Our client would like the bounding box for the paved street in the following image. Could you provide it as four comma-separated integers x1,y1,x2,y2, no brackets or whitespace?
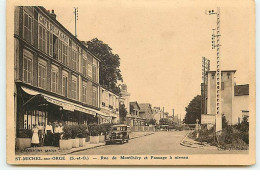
73,131,248,155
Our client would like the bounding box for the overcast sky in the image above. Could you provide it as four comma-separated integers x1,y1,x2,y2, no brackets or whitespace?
45,0,253,119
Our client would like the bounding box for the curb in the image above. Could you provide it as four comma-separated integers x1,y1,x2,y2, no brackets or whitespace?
64,132,155,154
63,143,106,155
180,131,206,148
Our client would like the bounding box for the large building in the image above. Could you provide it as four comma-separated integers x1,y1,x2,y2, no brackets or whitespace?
14,6,102,136
205,70,249,125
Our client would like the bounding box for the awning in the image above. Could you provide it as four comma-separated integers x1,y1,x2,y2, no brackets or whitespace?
98,109,118,119
97,114,112,121
21,86,97,116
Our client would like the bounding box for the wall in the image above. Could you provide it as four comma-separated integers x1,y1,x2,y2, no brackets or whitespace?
207,71,235,125
232,95,249,124
16,6,100,109
221,72,234,124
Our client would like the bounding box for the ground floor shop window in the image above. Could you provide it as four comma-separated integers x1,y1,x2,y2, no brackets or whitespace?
23,110,47,130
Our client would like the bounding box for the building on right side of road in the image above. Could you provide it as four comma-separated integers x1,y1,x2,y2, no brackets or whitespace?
206,70,249,125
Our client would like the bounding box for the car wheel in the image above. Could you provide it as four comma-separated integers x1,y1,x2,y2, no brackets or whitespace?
105,141,110,145
120,139,124,144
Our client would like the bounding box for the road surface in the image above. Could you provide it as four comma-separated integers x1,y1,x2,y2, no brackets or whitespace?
73,131,248,155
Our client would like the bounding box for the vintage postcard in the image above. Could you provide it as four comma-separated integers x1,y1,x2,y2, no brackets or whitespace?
6,0,255,165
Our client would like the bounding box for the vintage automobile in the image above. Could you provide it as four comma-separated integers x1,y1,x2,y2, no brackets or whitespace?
105,124,130,144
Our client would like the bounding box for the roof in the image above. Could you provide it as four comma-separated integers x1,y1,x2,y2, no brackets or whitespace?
139,103,152,112
130,101,140,110
234,84,249,96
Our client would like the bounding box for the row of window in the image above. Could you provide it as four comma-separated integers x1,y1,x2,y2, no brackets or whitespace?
101,89,119,109
23,10,98,83
23,49,98,107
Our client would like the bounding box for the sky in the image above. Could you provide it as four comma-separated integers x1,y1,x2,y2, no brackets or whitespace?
45,0,253,119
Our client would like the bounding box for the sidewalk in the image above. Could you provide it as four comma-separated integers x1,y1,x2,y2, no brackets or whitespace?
16,131,155,155
16,142,106,155
180,131,213,148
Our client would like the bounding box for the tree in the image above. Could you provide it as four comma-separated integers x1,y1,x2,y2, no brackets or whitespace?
236,115,249,144
86,38,123,94
145,118,156,126
119,103,127,123
183,95,201,124
159,118,170,125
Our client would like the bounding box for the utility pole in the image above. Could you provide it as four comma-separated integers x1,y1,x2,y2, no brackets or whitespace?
201,57,210,114
74,7,78,38
206,8,222,132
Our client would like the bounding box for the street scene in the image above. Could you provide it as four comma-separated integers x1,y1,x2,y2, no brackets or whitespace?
13,3,251,157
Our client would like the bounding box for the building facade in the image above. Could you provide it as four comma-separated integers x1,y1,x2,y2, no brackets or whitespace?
14,6,101,137
206,70,249,125
233,84,249,124
139,103,153,120
119,84,131,124
128,101,145,126
153,107,163,124
99,86,119,124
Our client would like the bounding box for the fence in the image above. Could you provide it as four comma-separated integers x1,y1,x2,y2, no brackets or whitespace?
130,126,155,132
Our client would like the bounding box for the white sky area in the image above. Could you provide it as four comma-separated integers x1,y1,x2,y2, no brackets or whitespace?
45,0,251,119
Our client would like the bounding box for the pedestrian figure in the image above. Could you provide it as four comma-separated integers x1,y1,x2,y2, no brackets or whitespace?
53,122,60,147
44,122,54,146
31,124,39,147
58,122,64,139
38,122,45,146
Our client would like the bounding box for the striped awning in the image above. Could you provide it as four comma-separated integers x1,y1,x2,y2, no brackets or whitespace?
21,86,97,116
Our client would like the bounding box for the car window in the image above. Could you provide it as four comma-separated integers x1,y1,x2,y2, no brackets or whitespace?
112,126,127,131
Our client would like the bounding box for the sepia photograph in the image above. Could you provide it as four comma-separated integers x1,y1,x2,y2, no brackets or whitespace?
6,0,255,165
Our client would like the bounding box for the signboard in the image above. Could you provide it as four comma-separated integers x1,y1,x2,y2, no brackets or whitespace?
201,114,215,124
38,13,69,44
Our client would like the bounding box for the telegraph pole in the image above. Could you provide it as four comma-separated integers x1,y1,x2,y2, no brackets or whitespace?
206,8,222,132
201,56,210,114
74,7,79,38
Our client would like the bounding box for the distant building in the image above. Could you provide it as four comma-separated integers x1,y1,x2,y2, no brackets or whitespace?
128,101,145,126
153,107,163,124
119,84,131,123
119,84,130,112
233,84,249,124
99,86,119,124
139,103,153,120
206,70,249,125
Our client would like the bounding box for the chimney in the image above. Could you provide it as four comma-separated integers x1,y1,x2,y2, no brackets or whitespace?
50,9,56,19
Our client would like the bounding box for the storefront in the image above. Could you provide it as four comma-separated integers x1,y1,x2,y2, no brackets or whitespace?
16,85,98,137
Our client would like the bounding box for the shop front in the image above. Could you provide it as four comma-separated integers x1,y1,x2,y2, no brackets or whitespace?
16,85,98,147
